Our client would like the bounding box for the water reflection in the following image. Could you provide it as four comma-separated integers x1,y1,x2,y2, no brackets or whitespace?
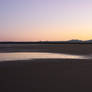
0,52,90,61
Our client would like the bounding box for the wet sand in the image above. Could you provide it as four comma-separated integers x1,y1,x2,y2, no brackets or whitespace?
0,44,92,55
0,44,92,92
0,59,92,92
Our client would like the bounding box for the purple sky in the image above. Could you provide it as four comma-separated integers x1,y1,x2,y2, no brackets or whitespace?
0,0,92,41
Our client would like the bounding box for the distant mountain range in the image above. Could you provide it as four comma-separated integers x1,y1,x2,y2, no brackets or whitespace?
0,40,92,44
67,40,92,43
66,39,92,43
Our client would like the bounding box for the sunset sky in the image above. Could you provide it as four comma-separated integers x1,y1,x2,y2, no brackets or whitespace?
0,0,92,41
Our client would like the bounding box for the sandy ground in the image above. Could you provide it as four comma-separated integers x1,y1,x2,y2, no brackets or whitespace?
0,44,92,55
0,59,92,92
0,44,92,92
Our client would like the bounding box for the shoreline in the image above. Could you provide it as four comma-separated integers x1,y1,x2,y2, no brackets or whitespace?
0,44,92,91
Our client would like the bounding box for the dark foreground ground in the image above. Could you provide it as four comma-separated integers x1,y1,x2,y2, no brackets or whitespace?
0,59,92,92
0,44,92,92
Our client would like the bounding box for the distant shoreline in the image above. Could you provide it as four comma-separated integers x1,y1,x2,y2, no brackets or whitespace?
0,40,92,44
0,42,92,44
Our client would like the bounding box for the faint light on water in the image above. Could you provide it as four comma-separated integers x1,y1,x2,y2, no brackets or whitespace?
0,52,91,61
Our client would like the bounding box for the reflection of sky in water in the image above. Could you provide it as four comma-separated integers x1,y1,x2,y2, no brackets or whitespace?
0,52,90,61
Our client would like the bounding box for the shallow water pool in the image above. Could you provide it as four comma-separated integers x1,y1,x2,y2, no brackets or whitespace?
0,52,91,61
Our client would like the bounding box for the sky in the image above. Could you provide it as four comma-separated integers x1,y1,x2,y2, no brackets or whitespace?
0,0,92,41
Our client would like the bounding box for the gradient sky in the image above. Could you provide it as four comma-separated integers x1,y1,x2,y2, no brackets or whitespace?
0,0,92,41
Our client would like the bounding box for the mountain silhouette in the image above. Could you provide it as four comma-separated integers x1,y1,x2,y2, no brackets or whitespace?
0,40,92,44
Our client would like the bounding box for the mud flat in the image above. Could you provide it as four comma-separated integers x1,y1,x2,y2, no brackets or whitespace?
0,44,92,55
0,59,92,92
